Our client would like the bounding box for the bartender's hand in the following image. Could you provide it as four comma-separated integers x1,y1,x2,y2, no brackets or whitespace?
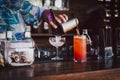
49,14,68,29
42,9,68,29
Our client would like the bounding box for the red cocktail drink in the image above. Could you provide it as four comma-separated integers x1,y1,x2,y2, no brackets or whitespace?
74,35,87,62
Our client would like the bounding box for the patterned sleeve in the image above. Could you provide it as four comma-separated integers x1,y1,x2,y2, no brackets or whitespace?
0,7,15,31
20,1,44,27
0,0,4,6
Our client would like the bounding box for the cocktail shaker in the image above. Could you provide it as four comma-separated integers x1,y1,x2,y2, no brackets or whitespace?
43,9,79,35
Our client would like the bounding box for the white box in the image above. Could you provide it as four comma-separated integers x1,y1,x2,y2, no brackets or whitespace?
6,47,34,66
7,40,35,48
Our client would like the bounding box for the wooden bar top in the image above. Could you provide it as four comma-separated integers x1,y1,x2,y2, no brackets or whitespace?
0,57,120,80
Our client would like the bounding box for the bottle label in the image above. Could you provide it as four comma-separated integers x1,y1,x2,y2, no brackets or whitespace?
44,23,49,30
0,32,6,39
7,31,12,39
25,32,31,38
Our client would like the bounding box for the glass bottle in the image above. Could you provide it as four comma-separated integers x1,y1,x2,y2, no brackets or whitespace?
82,29,92,45
42,22,49,33
82,29,92,57
24,25,31,39
6,28,13,41
54,0,62,9
44,0,51,8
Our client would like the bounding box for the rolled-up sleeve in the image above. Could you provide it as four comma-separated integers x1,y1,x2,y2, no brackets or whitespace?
20,1,44,27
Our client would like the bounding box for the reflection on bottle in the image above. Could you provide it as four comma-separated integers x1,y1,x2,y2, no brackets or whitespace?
105,58,113,69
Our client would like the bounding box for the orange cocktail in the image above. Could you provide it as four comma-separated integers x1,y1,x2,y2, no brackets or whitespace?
74,35,87,62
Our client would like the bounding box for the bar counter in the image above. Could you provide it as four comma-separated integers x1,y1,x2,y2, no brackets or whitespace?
0,57,120,80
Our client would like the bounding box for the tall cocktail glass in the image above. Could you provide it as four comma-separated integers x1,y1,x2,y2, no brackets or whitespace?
74,35,87,62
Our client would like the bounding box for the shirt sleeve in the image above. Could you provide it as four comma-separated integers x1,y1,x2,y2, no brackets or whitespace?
0,0,4,6
20,1,44,27
0,7,15,31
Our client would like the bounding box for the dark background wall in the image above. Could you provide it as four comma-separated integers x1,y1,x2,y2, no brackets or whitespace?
69,0,106,29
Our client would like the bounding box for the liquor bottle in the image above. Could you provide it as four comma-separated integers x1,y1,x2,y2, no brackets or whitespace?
32,25,38,33
42,22,49,33
0,31,6,40
54,0,62,8
82,29,92,45
82,29,92,57
24,25,31,39
6,28,13,40
49,9,79,35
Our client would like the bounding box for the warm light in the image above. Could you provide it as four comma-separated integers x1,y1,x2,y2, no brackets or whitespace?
104,19,110,22
115,9,118,12
105,25,109,29
115,0,118,2
115,4,118,7
98,0,104,1
106,12,111,17
106,9,111,13
115,14,118,17
105,0,111,2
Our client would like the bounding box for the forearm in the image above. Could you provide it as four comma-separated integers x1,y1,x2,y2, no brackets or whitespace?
20,1,45,27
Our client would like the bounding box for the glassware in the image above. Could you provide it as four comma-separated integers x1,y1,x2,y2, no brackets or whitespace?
0,31,6,40
44,0,51,8
82,29,92,58
5,40,35,66
73,35,87,62
62,0,70,10
49,36,66,60
54,0,62,10
6,28,13,41
49,0,54,9
82,29,92,45
29,0,43,7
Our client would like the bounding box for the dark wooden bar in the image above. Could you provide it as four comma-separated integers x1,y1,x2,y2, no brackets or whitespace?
0,0,120,80
0,57,120,80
